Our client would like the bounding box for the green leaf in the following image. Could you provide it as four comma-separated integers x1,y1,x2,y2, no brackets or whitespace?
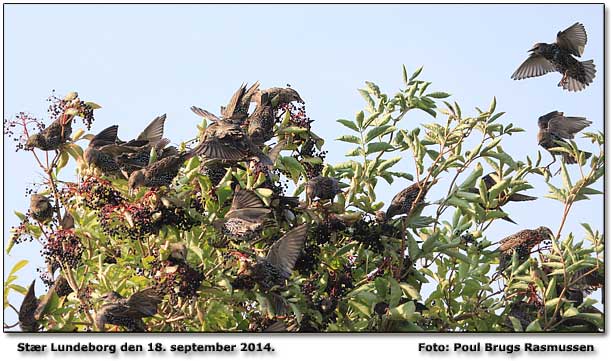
389,301,416,321
336,135,361,144
85,101,102,110
337,119,359,132
365,125,395,143
488,96,496,114
365,142,393,154
9,260,28,277
426,92,451,99
402,65,408,84
356,111,365,128
409,66,423,81
526,320,542,332
377,157,402,172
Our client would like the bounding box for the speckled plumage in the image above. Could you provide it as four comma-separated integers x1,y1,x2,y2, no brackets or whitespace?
259,87,303,107
127,151,194,193
95,288,162,332
498,226,553,271
197,119,271,165
385,181,432,219
215,190,271,239
83,125,124,176
537,111,592,164
305,176,341,203
30,194,54,223
511,22,596,91
247,95,275,145
25,117,73,151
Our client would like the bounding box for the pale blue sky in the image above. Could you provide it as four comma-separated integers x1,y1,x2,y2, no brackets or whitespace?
3,4,604,327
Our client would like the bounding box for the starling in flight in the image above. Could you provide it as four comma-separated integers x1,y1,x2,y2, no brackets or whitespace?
537,110,592,165
498,226,553,272
385,181,432,220
29,194,54,223
511,22,596,91
25,116,73,151
191,82,260,125
214,189,272,240
95,288,162,332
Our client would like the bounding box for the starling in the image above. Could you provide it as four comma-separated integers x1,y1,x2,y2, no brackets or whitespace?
19,281,39,332
34,275,74,321
167,243,187,265
29,194,54,223
127,150,197,195
247,92,275,145
246,224,309,290
305,176,341,204
191,82,260,125
95,288,162,332
25,116,73,151
511,22,596,91
259,87,303,107
83,125,124,176
214,189,272,239
196,118,271,165
385,181,432,220
537,110,592,165
498,226,553,272
467,173,537,224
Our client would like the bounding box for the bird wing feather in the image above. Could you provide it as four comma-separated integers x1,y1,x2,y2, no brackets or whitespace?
137,114,166,143
547,115,592,139
556,22,587,57
190,106,221,122
511,54,556,80
266,224,308,276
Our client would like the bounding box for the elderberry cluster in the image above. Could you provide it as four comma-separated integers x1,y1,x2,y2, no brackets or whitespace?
47,91,96,130
3,113,46,152
78,177,124,209
41,229,83,269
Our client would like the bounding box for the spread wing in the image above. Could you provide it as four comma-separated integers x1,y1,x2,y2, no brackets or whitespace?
511,54,556,80
538,110,563,130
230,189,265,210
190,106,221,122
547,115,592,139
556,22,587,57
137,114,166,143
266,224,308,277
199,137,247,161
90,125,119,147
223,83,247,118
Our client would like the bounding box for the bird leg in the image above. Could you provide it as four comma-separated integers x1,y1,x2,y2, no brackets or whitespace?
558,71,569,87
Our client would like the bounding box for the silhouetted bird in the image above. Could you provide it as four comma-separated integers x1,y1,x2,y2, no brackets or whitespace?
537,110,592,166
245,224,308,290
259,87,303,107
385,181,432,219
467,173,537,224
19,281,39,332
498,226,553,272
30,194,54,223
95,288,162,332
247,93,275,145
511,22,596,91
305,176,341,204
25,117,73,151
214,189,272,239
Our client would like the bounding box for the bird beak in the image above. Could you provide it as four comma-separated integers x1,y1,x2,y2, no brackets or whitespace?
527,46,537,53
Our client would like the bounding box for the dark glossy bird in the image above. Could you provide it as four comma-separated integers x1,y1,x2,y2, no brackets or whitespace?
511,22,596,91
259,87,303,107
467,173,537,224
498,226,553,272
25,116,73,151
385,181,432,220
214,189,272,240
127,149,198,195
247,92,275,145
83,125,124,176
537,110,592,165
305,176,341,204
245,224,308,290
29,194,54,223
95,288,162,332
19,280,39,332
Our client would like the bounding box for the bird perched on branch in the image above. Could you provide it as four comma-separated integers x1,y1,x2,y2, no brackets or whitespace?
511,22,596,91
467,173,537,224
385,181,432,220
498,226,553,273
19,281,39,332
83,125,124,176
213,189,272,240
305,176,341,205
259,87,303,108
537,110,592,166
127,148,199,195
247,92,275,145
95,288,162,332
25,116,73,151
29,194,54,223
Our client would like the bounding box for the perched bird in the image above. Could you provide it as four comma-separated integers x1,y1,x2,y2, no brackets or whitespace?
511,22,596,91
305,176,341,204
385,181,432,220
537,110,592,165
83,125,124,176
243,224,308,290
25,116,73,151
467,173,537,224
29,194,54,223
213,189,272,240
167,243,188,265
247,92,275,145
259,87,303,107
95,288,162,332
19,281,39,332
127,149,199,195
191,82,260,125
498,226,553,272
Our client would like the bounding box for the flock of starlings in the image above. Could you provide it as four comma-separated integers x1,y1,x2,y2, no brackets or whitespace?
18,22,599,332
